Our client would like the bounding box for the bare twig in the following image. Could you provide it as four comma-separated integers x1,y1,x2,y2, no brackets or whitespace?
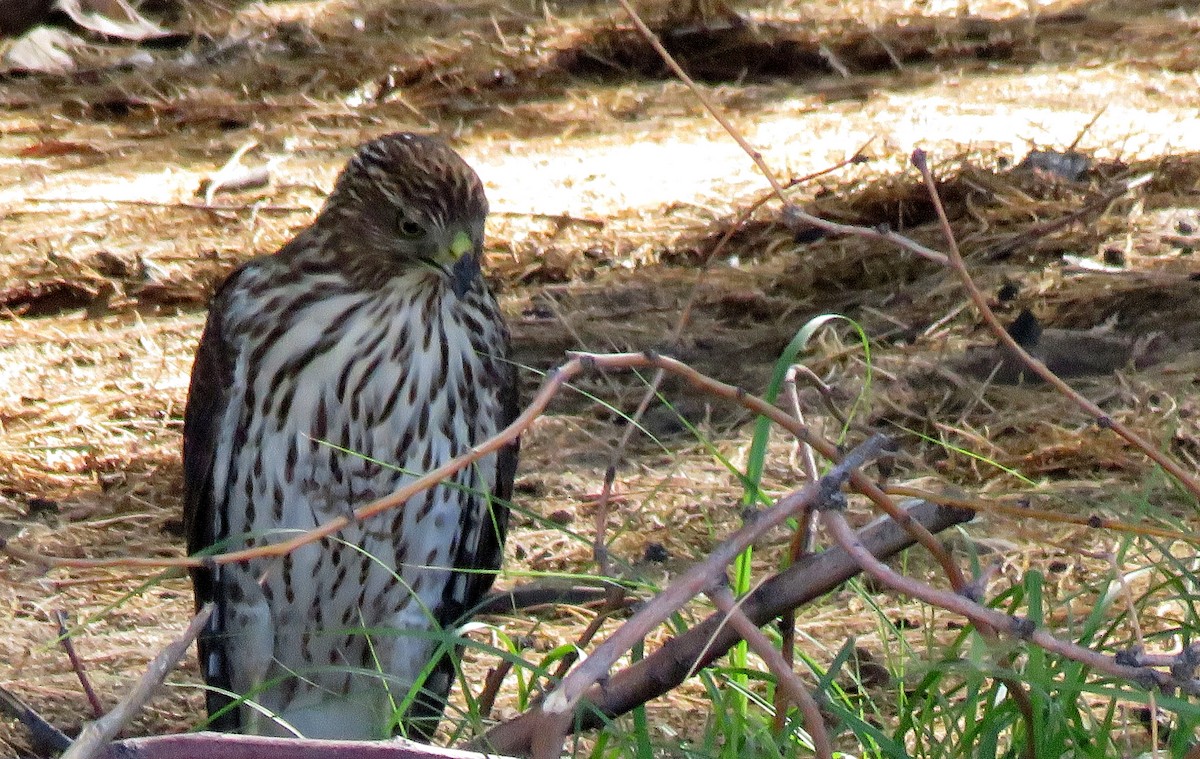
789,364,850,429
540,434,891,718
62,605,213,759
820,510,1172,689
476,661,514,724
885,485,1199,545
981,171,1147,260
591,463,617,579
1066,105,1108,152
911,149,1200,500
55,610,104,719
475,499,973,754
708,586,832,759
774,365,823,727
547,600,635,685
781,204,949,266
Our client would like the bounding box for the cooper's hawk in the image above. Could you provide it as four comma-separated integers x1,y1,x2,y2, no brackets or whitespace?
182,133,518,741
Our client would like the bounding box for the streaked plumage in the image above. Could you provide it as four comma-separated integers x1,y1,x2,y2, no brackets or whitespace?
182,133,518,741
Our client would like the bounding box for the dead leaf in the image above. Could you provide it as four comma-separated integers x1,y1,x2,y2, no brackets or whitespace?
18,139,103,157
197,165,272,203
2,26,83,73
197,140,273,205
55,0,170,41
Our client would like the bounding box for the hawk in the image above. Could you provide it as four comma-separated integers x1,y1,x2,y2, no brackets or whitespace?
182,133,518,741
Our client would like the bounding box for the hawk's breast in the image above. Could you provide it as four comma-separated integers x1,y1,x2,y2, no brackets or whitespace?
209,268,506,738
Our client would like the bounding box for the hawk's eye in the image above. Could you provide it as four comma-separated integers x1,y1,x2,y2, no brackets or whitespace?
397,215,424,239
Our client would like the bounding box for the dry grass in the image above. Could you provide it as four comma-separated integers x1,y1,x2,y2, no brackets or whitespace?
2,0,1200,755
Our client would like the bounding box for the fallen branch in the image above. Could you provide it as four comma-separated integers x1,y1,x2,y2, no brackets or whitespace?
538,434,893,719
474,498,971,754
62,605,213,759
91,733,513,759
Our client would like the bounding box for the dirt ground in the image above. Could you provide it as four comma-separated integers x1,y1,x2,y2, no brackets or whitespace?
2,0,1200,755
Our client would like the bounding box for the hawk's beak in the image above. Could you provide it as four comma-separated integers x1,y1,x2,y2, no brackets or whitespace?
447,230,482,298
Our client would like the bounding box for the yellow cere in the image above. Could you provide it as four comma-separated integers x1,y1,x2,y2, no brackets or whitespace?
449,230,472,259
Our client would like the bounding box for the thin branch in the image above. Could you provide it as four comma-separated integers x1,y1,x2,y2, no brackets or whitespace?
55,610,104,719
614,0,787,202
781,204,949,266
547,600,634,685
708,586,832,759
911,149,1200,500
62,605,213,759
820,510,1172,689
773,365,824,727
979,171,1142,259
885,485,1199,545
475,499,973,754
476,660,514,724
0,354,948,579
540,434,891,716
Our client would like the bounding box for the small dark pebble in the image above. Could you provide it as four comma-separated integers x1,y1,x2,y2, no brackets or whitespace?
513,479,541,495
1015,149,1091,182
522,303,554,320
792,225,826,244
643,542,670,563
26,497,58,516
513,634,537,650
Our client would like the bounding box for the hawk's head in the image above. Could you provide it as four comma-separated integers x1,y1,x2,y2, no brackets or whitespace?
319,132,488,296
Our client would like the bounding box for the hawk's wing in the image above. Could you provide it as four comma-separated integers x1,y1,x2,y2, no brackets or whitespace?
459,350,520,614
181,263,251,730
